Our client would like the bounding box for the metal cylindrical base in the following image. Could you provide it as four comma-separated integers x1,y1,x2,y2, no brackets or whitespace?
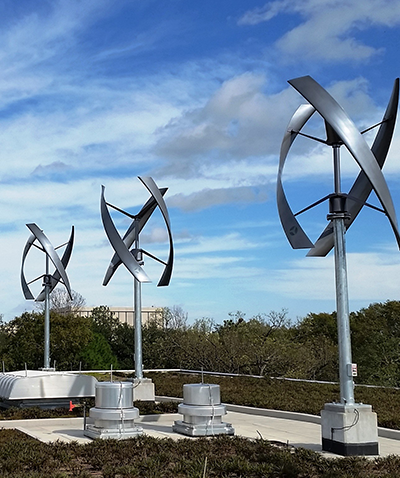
85,382,142,440
183,383,221,405
95,381,133,409
173,384,234,436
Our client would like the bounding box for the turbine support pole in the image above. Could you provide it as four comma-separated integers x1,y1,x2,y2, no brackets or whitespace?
328,144,354,405
134,222,143,380
44,254,51,370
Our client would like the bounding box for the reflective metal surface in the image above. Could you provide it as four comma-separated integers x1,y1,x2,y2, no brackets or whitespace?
95,381,133,409
102,187,168,286
139,177,174,287
308,78,399,256
101,177,173,286
21,224,74,301
21,224,74,369
277,76,400,251
101,185,150,284
277,104,316,249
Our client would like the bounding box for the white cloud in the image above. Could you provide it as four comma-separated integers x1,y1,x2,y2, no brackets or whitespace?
168,186,268,212
154,71,398,185
175,256,262,281
154,73,302,175
238,0,291,25
0,1,112,100
141,227,169,244
0,85,183,180
264,247,400,302
177,232,261,256
239,0,400,63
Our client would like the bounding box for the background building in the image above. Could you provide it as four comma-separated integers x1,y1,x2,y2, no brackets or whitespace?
78,306,164,327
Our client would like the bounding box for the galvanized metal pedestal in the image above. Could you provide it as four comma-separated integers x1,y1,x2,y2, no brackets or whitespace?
85,382,143,440
173,384,234,437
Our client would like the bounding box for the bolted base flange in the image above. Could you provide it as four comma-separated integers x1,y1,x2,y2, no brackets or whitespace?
84,423,143,440
173,419,234,437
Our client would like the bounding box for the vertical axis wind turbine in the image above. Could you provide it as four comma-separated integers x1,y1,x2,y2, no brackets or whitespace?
277,76,399,455
101,177,173,380
21,224,74,370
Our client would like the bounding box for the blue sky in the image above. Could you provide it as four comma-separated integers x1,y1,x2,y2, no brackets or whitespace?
1,0,400,324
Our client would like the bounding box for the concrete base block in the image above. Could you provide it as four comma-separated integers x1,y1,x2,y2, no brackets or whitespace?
132,378,155,401
321,402,379,456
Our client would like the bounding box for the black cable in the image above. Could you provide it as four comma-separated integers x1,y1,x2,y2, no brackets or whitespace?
331,408,360,440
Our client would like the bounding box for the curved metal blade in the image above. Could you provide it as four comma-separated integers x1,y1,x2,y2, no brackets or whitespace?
21,233,36,300
22,224,73,302
308,78,400,256
101,186,151,284
139,176,174,286
289,75,400,250
277,103,316,249
103,188,167,286
36,226,75,301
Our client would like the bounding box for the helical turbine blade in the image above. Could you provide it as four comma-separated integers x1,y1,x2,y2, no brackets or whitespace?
289,75,400,250
101,186,151,284
36,226,75,301
25,224,73,301
21,233,37,300
103,188,167,286
277,103,316,249
139,176,174,286
308,78,400,256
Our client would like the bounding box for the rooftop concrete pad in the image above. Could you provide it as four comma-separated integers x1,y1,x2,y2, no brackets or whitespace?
1,408,399,458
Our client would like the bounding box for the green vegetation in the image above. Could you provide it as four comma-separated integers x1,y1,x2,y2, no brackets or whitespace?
1,429,400,477
1,299,400,426
0,306,126,370
2,300,400,386
0,400,178,421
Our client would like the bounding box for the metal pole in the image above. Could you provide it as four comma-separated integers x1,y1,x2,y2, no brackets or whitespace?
332,215,354,404
333,143,341,194
134,221,143,380
330,144,355,405
134,279,143,379
44,255,51,369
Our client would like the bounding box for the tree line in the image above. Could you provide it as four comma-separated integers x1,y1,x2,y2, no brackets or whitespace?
1,299,400,387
